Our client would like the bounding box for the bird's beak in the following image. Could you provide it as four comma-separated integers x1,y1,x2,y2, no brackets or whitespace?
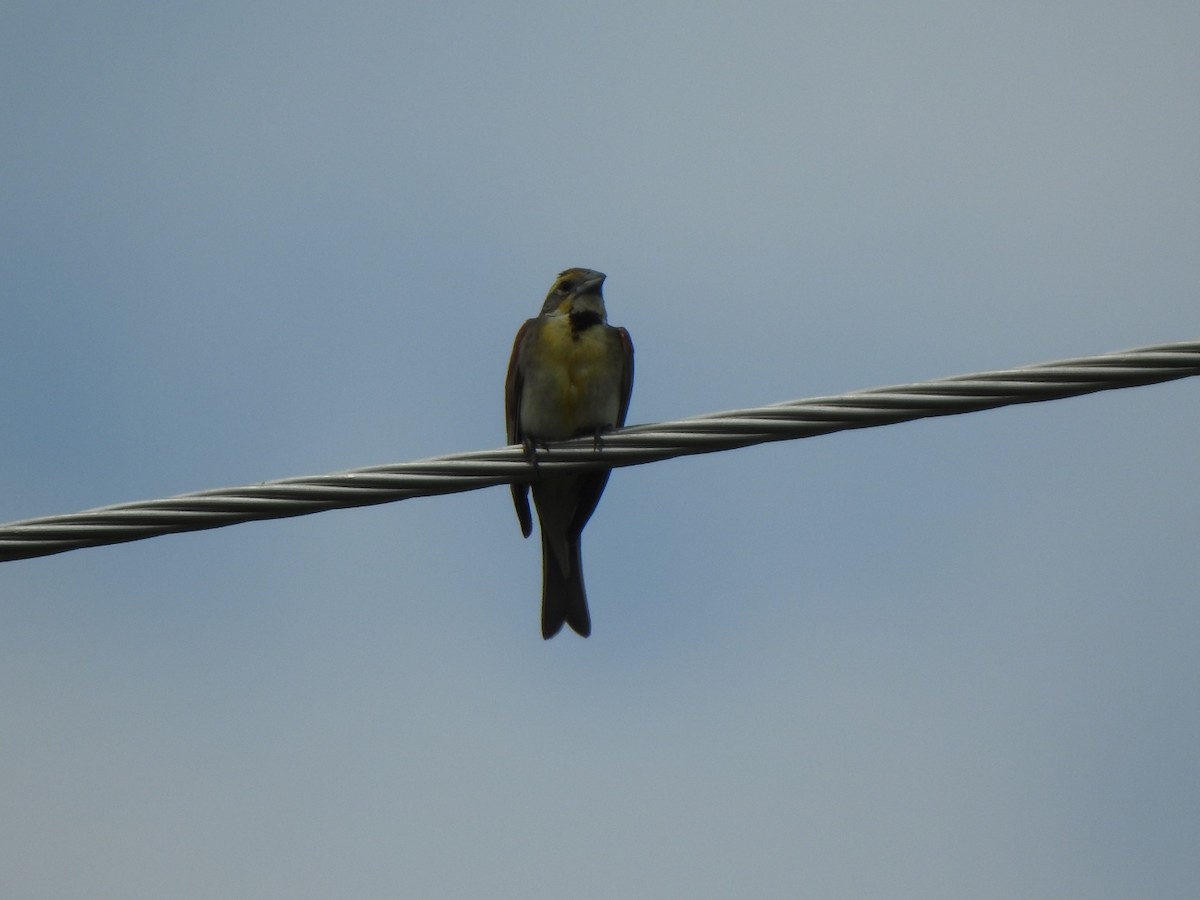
578,272,606,294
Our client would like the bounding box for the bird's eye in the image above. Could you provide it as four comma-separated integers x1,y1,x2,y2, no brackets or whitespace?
557,281,575,294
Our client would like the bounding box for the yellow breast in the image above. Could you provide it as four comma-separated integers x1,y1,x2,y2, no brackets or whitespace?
522,315,620,439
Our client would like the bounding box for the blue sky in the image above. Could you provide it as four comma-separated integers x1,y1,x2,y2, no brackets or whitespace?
2,2,1198,897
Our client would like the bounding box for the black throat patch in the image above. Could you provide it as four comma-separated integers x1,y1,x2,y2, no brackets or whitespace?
569,309,603,335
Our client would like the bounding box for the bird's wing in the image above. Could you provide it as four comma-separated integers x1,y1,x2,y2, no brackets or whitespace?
505,319,532,445
505,319,534,538
616,326,634,427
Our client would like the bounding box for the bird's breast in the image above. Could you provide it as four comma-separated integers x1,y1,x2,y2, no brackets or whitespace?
520,316,621,440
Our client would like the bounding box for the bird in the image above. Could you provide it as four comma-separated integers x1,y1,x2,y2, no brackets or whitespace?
505,268,634,638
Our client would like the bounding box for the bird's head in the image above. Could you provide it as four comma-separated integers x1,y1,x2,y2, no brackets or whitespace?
540,268,607,318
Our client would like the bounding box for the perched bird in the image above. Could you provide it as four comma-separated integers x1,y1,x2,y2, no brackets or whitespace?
505,268,634,638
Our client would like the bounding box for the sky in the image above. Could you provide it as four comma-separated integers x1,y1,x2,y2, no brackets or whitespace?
2,2,1198,897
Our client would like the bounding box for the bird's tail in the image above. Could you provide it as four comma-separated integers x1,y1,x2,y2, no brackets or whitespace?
540,531,591,639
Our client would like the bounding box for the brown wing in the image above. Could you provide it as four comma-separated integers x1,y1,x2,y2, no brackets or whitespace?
505,319,532,445
505,320,534,538
615,326,634,427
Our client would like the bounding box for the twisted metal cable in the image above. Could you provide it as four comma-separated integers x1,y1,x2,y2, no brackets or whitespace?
2,339,1197,563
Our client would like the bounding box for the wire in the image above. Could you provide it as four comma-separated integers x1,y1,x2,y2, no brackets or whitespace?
1,339,1197,563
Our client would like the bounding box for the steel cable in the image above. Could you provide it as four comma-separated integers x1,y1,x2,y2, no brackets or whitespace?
1,340,1196,562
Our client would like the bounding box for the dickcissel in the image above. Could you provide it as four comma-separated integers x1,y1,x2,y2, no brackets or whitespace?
505,268,634,638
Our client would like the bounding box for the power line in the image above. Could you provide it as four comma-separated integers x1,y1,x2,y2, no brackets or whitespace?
1,339,1197,563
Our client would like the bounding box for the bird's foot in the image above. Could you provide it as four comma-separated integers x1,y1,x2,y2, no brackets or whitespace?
590,425,615,452
522,436,550,472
